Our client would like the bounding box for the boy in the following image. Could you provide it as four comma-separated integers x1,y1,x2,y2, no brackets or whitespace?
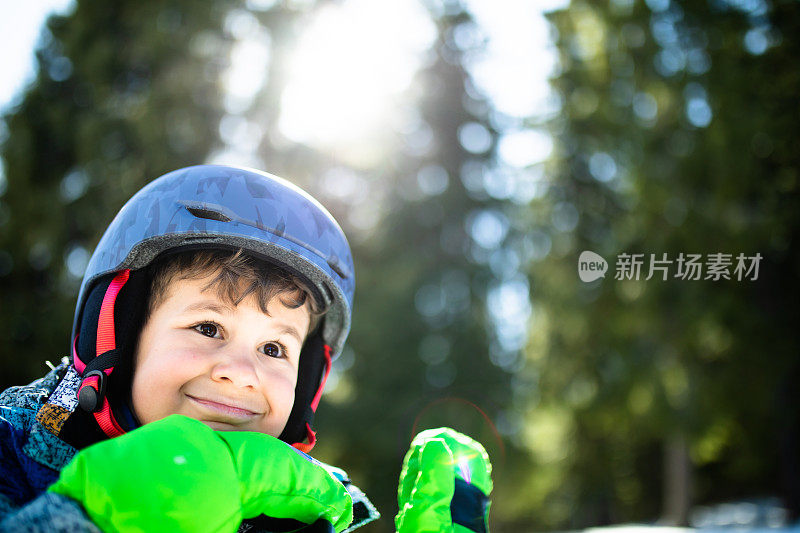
0,165,492,532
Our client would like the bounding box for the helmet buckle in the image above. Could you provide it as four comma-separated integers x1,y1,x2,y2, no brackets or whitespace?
78,370,107,413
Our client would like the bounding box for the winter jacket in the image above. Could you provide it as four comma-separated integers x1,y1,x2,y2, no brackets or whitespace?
0,360,379,532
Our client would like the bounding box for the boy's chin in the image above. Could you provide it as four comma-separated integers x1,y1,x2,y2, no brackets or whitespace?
201,419,240,431
195,418,277,436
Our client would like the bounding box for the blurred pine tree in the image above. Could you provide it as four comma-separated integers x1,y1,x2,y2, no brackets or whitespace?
0,0,236,387
520,0,800,527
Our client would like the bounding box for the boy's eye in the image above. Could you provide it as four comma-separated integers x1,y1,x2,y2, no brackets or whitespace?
260,342,285,359
194,323,220,338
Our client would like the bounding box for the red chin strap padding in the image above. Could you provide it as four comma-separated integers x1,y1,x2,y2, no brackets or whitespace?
74,270,130,439
291,344,333,453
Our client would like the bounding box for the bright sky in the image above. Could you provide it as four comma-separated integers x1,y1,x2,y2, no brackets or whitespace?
0,0,76,111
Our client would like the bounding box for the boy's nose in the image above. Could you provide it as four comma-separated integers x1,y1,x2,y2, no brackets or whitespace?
210,348,260,389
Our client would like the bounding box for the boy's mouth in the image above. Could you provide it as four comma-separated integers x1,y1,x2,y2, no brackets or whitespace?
186,394,260,418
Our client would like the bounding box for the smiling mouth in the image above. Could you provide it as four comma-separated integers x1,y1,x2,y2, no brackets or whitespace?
187,395,260,419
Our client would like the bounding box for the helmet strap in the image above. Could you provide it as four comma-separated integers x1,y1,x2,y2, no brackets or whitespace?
291,343,332,453
74,270,132,438
281,336,332,452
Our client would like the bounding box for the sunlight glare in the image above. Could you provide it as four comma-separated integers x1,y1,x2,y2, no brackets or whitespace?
465,0,566,119
278,0,435,160
222,9,271,114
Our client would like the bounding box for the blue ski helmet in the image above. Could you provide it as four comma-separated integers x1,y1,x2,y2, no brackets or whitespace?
71,165,355,450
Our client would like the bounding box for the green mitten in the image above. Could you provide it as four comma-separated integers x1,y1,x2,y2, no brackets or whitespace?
222,430,352,530
49,414,352,532
395,427,493,533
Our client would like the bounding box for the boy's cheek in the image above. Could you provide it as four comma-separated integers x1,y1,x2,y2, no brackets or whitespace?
129,364,186,424
129,376,167,425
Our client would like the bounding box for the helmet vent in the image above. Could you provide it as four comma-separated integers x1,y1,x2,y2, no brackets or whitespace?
185,206,231,223
327,257,350,279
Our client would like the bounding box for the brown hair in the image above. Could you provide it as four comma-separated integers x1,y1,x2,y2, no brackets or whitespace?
146,249,324,336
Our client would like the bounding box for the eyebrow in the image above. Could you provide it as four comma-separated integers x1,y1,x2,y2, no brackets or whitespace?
182,301,236,315
275,324,305,346
182,301,306,345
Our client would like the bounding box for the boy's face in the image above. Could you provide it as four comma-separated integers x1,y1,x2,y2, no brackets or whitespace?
131,274,310,436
